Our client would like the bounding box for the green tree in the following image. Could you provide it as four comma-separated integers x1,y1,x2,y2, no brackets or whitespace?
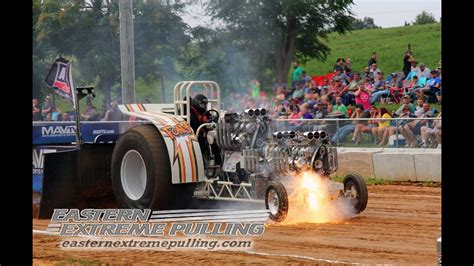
33,0,190,105
205,0,354,84
352,17,379,30
413,11,437,25
35,0,121,104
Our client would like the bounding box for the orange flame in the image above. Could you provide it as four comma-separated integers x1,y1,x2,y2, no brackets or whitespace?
281,171,353,224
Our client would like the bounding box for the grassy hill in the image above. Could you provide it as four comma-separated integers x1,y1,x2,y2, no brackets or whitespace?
302,23,441,76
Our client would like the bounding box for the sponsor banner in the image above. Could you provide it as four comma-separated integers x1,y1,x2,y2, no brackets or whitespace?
32,146,72,192
32,123,120,145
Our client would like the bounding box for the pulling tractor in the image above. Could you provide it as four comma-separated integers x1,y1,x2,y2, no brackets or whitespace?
38,81,368,222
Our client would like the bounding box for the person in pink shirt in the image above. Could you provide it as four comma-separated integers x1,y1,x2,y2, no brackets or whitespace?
354,85,371,110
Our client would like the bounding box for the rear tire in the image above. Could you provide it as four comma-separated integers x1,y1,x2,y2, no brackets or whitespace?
111,125,175,210
343,173,368,213
265,180,289,222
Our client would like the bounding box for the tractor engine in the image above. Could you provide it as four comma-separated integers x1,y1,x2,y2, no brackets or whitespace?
214,108,338,187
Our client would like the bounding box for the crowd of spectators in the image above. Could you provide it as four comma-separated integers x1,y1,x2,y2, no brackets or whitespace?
225,50,442,148
32,95,123,122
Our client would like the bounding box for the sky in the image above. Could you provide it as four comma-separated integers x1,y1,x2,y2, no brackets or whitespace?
181,0,441,28
352,0,441,28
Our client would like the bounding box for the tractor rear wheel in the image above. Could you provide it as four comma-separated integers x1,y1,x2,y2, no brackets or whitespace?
111,125,175,210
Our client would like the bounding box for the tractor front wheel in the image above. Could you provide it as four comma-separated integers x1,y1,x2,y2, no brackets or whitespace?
265,180,289,222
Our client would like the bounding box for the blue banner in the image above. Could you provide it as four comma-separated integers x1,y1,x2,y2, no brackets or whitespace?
32,122,120,145
33,122,120,191
33,146,74,192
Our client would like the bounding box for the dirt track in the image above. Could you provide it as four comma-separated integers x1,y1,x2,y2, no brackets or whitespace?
33,185,441,264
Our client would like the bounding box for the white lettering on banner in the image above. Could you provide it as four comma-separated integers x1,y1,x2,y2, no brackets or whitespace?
41,126,76,136
92,129,115,134
32,149,57,170
58,67,66,80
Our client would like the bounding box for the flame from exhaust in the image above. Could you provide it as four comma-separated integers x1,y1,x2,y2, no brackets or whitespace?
282,171,355,224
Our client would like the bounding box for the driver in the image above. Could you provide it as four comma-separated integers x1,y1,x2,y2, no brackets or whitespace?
190,94,222,166
190,94,209,133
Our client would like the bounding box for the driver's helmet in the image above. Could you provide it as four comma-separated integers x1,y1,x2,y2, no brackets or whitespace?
192,94,208,113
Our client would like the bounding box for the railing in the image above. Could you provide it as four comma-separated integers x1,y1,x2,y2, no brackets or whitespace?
33,117,441,148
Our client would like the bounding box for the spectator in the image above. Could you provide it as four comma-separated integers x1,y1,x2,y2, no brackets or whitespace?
402,51,415,78
333,58,345,72
370,72,388,105
415,97,424,112
301,71,311,84
420,112,441,148
405,61,424,81
320,95,333,113
353,105,378,145
330,103,364,144
354,84,371,111
292,82,305,104
344,57,352,74
368,52,377,67
278,107,289,119
403,75,421,101
395,95,416,116
402,102,433,147
51,107,61,121
332,96,349,118
62,112,71,121
416,70,441,103
387,73,403,103
80,103,99,121
41,95,55,120
361,67,372,82
292,61,304,87
372,107,391,145
33,98,42,121
318,78,331,96
104,101,123,121
304,80,321,99
300,103,314,119
369,63,381,79
288,104,301,119
379,104,414,146
275,86,286,101
313,101,329,119
339,72,362,106
333,68,350,85
328,77,344,104
417,63,431,79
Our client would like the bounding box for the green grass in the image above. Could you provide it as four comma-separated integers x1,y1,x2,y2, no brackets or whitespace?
302,23,441,76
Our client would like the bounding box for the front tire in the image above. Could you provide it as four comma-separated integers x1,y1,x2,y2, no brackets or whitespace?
265,180,289,222
343,173,368,213
111,125,175,209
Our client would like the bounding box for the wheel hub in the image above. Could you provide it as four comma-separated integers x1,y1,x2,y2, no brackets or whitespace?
121,150,147,200
267,188,280,215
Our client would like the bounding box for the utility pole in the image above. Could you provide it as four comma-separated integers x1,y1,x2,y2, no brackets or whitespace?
119,0,135,104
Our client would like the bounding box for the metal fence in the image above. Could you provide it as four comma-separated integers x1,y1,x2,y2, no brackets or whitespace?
33,116,441,148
